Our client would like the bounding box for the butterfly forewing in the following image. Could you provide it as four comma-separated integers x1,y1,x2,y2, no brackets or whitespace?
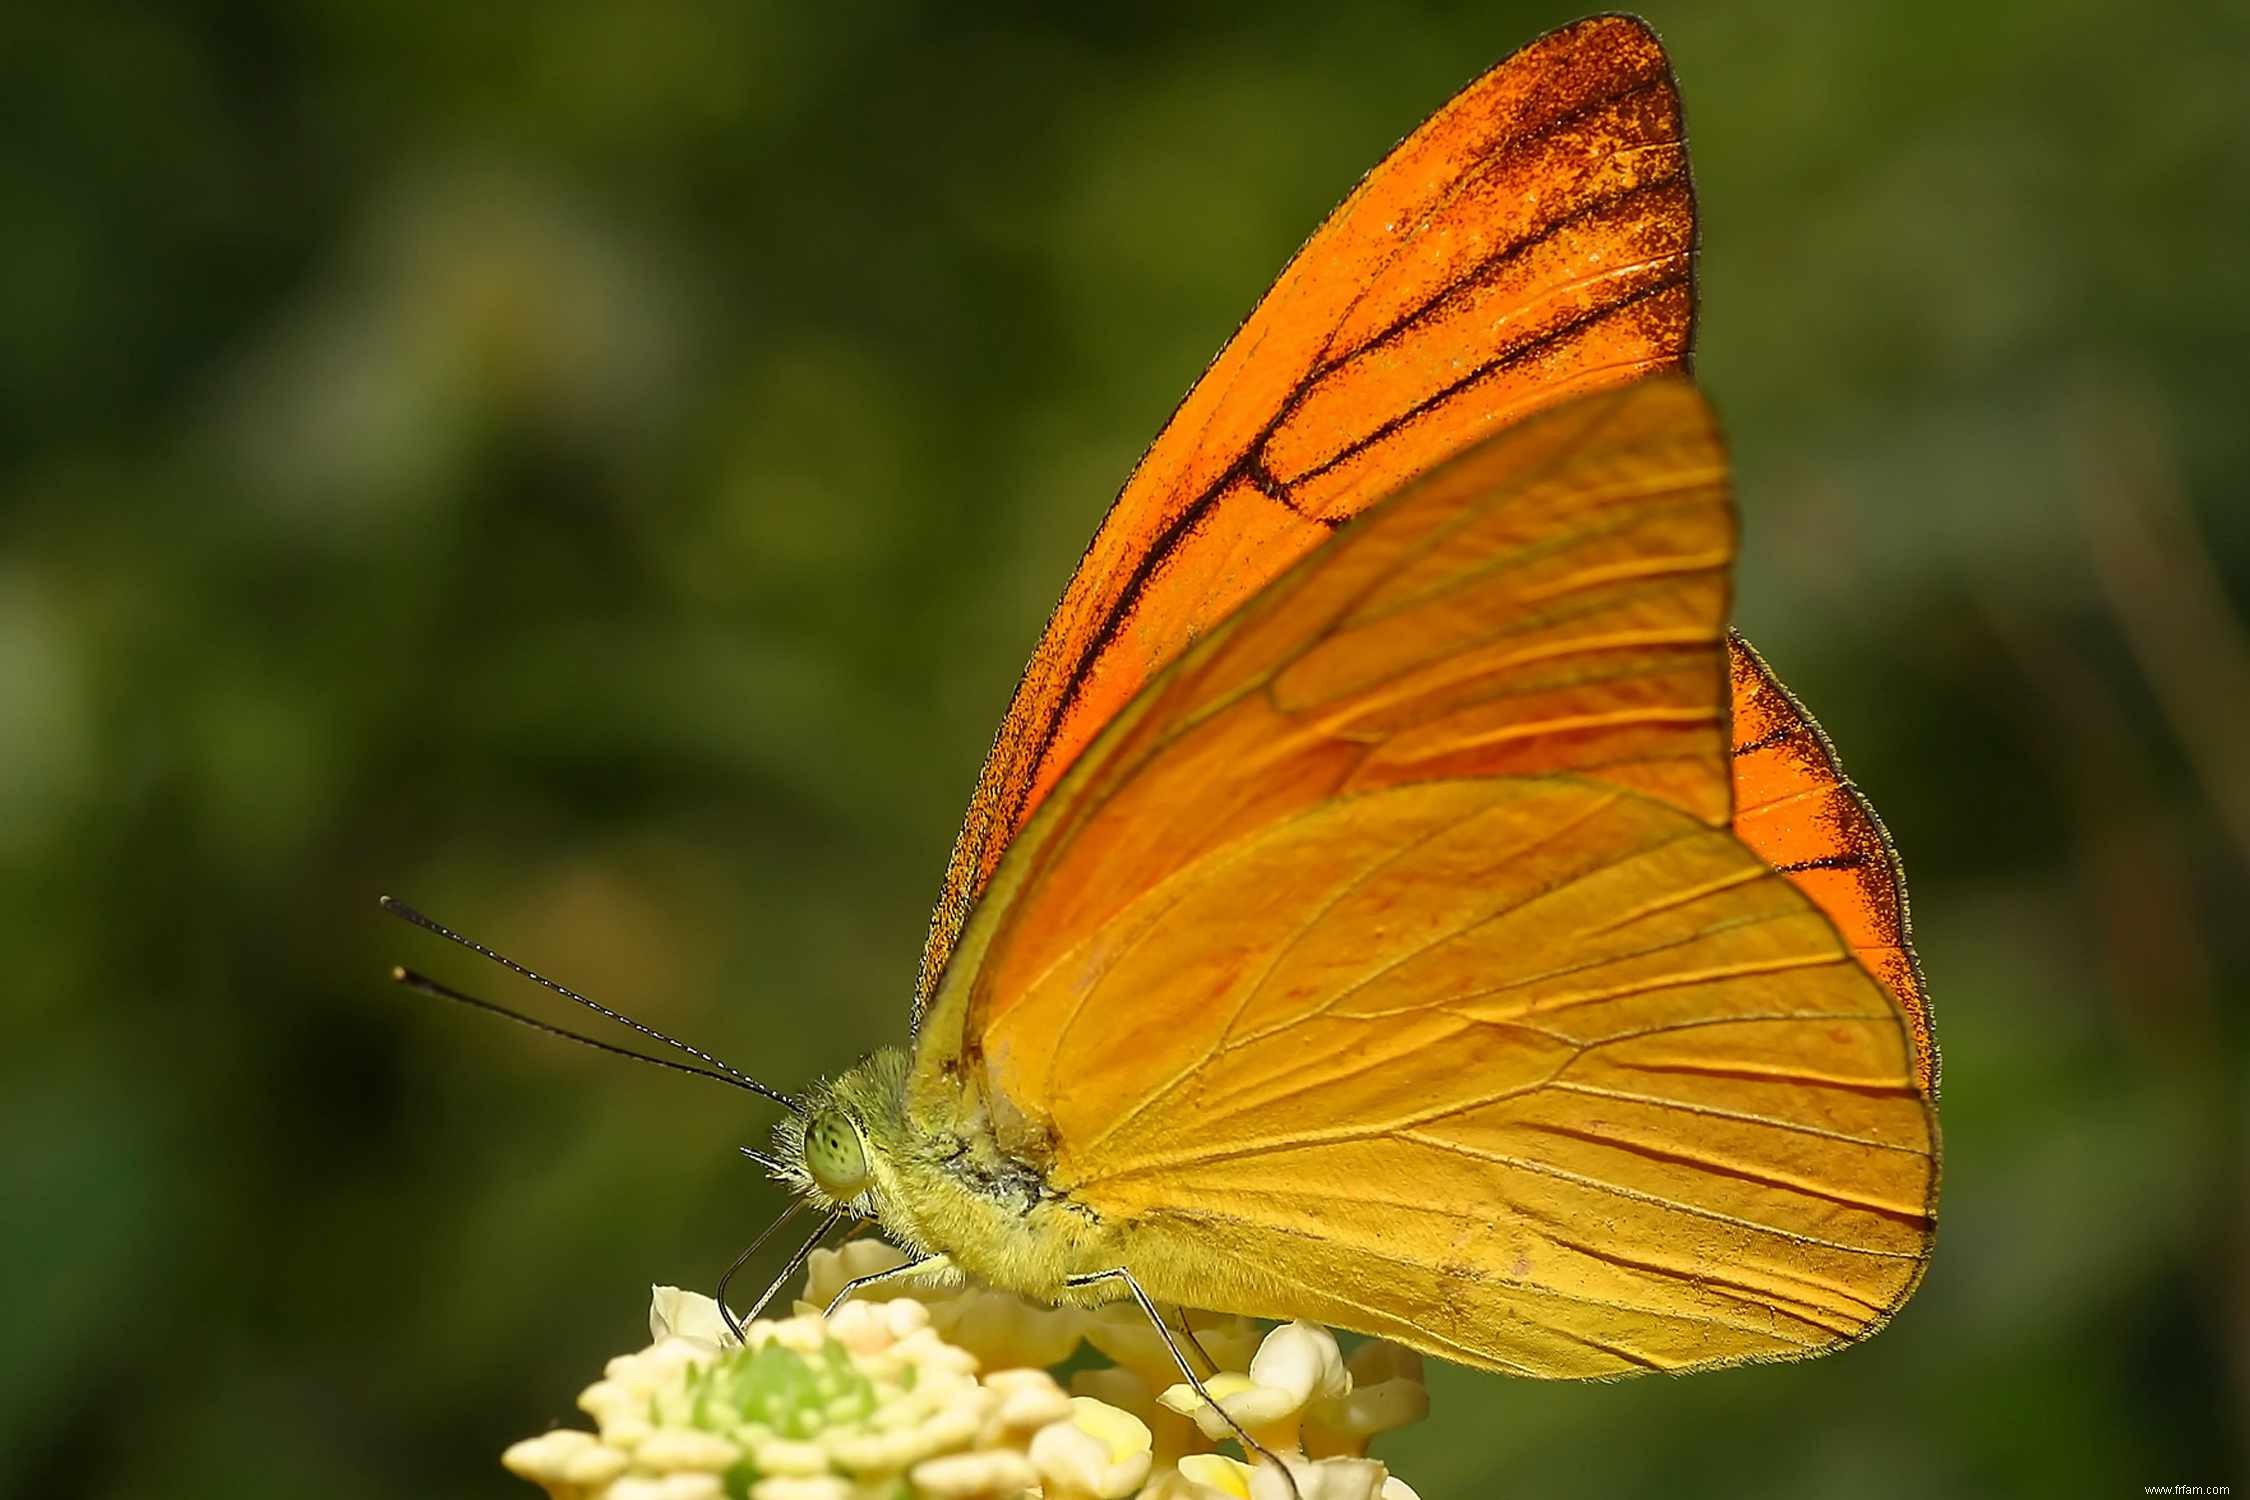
920,14,1698,1015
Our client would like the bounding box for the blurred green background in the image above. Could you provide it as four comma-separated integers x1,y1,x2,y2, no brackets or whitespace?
4,1,2245,1495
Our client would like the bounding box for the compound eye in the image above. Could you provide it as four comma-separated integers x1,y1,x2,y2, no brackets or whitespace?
804,1110,869,1198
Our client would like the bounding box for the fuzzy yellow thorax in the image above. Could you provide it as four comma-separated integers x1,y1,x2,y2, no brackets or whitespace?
769,1048,1134,1305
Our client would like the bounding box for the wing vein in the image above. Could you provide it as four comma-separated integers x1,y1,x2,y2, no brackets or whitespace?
1396,1129,1924,1260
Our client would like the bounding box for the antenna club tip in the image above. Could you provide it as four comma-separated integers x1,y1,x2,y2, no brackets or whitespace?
389,964,410,983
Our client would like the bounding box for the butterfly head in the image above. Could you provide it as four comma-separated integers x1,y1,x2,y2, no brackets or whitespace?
768,1047,913,1218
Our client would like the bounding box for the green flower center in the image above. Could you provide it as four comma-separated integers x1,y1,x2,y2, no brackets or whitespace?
663,1337,880,1441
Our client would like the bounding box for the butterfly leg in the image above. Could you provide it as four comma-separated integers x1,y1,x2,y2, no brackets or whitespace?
1169,1304,1219,1375
823,1254,955,1318
1065,1267,1301,1500
717,1206,842,1341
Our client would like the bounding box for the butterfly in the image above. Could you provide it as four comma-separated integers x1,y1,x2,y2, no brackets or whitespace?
774,10,1938,1379
394,8,1936,1425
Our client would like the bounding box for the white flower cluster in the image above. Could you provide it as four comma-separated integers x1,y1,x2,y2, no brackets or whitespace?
504,1241,1427,1500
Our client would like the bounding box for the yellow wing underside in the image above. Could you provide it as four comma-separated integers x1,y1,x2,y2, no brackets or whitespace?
913,380,1938,1378
1030,778,1930,1376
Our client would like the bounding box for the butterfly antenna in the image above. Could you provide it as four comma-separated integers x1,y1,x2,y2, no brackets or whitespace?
392,965,778,1099
380,895,799,1112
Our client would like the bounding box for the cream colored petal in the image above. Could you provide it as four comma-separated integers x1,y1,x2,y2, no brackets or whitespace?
765,1314,829,1358
1157,1372,1299,1440
1177,1452,1257,1498
635,1428,741,1473
800,1240,913,1307
500,1427,597,1484
1070,1367,1207,1469
866,1380,945,1434
633,1337,719,1386
827,1297,901,1357
1079,1303,1191,1388
1247,1457,1387,1500
559,1443,630,1488
1184,1313,1265,1375
822,1424,950,1474
1157,1372,1252,1417
1029,1408,1153,1499
1379,1477,1422,1500
648,1286,736,1349
931,1288,1086,1370
881,1296,934,1337
1245,1324,1350,1412
1343,1341,1422,1388
979,1367,1074,1444
592,1405,655,1452
901,1385,999,1455
910,1448,1042,1498
612,1474,726,1500
983,1366,1067,1400
750,1437,833,1476
896,1325,983,1380
1067,1396,1152,1462
1135,1473,1216,1500
747,1477,853,1500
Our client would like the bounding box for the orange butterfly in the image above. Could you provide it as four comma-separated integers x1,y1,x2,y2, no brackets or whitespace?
401,10,1938,1417
773,11,1934,1383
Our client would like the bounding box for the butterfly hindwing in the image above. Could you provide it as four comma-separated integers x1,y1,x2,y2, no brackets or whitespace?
911,378,1938,1376
1728,633,1937,1091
